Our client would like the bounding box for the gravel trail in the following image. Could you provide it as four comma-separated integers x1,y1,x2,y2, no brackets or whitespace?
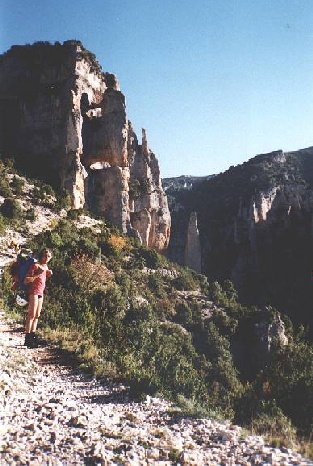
0,311,312,466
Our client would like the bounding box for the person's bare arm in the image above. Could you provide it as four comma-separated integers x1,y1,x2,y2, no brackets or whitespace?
24,266,43,284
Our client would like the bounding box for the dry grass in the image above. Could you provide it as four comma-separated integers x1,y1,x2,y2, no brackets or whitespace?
41,325,117,377
298,437,313,460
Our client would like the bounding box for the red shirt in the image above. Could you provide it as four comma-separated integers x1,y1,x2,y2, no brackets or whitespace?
27,264,48,296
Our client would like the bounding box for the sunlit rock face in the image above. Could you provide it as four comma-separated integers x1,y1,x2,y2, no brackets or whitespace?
129,128,171,251
0,41,170,251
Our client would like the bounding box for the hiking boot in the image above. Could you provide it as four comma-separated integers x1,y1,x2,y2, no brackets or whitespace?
24,333,38,348
24,333,32,347
30,332,45,347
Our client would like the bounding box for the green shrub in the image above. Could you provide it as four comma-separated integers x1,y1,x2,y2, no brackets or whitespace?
32,182,56,207
201,322,243,415
117,310,208,401
176,395,223,420
209,281,224,303
0,157,16,173
32,187,43,204
0,268,16,309
172,269,198,291
54,191,72,211
148,273,167,298
175,302,193,326
0,198,23,219
0,214,7,235
67,208,86,220
11,176,25,195
265,340,313,434
222,280,238,302
136,246,164,269
250,401,296,447
0,176,13,197
25,207,36,221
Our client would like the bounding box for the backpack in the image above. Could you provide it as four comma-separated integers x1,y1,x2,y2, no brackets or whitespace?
11,249,37,293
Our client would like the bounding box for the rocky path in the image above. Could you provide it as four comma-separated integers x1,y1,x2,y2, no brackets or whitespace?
0,312,312,465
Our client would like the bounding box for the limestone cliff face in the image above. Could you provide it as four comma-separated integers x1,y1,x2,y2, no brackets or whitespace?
0,41,170,251
165,148,313,329
184,212,201,272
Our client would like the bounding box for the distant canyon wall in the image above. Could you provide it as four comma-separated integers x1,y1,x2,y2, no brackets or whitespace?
165,150,313,328
0,41,170,251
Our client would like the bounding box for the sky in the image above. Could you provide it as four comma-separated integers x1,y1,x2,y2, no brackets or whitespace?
1,0,313,178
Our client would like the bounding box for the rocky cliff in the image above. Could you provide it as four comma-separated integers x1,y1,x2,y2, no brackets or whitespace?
164,175,213,268
165,149,313,330
0,41,170,251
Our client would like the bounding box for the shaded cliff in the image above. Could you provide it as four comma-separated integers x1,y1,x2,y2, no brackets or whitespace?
165,149,313,330
164,175,213,268
0,41,170,251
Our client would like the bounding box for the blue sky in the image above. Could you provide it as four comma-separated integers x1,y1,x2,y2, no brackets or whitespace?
1,0,313,177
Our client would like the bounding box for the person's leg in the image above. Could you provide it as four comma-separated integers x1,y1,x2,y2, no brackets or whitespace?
24,295,39,347
31,296,43,333
25,295,38,333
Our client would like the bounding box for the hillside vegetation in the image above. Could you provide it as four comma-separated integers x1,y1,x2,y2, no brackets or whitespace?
0,159,312,453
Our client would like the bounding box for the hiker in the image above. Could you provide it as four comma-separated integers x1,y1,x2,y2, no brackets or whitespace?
24,248,53,348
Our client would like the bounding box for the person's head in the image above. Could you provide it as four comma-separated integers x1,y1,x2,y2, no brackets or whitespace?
38,248,52,264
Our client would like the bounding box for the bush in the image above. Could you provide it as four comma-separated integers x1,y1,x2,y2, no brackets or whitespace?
136,246,164,269
0,214,7,235
250,401,296,447
25,207,36,221
172,269,198,291
66,208,87,220
107,234,128,253
201,322,244,416
11,176,25,195
148,273,167,298
264,340,313,434
0,157,16,173
0,198,23,219
175,302,194,326
55,191,72,211
70,254,113,292
0,176,13,197
32,182,56,207
209,281,224,303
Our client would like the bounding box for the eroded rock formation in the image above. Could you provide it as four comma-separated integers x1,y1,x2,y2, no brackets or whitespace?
184,211,201,272
0,41,170,251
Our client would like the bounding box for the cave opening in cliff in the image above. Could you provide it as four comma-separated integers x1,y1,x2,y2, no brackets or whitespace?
81,92,103,168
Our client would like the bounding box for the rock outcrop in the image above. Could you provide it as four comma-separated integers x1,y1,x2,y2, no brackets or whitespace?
255,313,289,354
0,41,170,251
184,211,201,272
